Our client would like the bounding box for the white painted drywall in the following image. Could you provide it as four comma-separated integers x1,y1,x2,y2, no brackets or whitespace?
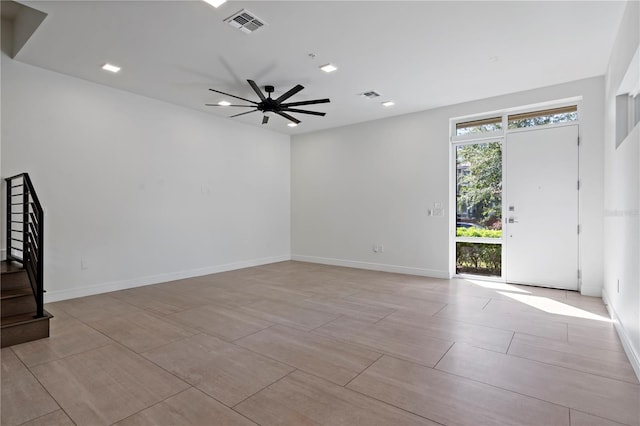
602,0,640,378
1,52,291,301
292,77,604,293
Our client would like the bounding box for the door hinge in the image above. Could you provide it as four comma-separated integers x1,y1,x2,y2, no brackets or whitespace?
577,136,580,146
578,269,582,279
577,224,581,234
577,180,581,190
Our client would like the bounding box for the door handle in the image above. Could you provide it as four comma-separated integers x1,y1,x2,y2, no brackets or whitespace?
508,217,519,223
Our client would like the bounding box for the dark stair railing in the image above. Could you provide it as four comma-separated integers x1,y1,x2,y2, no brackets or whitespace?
5,173,44,318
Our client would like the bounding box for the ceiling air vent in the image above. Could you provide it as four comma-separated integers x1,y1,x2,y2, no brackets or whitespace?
361,90,381,99
224,9,267,34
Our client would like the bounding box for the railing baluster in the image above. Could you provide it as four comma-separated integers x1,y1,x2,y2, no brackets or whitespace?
22,177,29,266
6,178,11,261
5,173,45,318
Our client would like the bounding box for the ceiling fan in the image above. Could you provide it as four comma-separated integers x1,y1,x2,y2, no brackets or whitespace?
206,79,330,125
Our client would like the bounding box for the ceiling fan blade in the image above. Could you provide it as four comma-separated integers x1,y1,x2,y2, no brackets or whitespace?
205,104,254,107
275,84,304,103
248,80,267,101
229,109,258,118
209,88,257,104
282,108,326,116
262,115,269,125
281,98,330,107
275,111,301,124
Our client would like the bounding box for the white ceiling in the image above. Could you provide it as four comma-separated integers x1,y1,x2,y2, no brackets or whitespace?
8,0,628,134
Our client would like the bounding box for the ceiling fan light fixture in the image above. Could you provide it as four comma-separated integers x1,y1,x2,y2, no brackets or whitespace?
287,123,298,127
203,0,227,8
101,63,121,73
218,100,231,106
319,63,338,73
382,101,395,107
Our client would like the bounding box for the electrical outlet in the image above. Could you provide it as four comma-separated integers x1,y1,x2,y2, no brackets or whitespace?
81,259,88,270
372,244,378,253
379,244,384,253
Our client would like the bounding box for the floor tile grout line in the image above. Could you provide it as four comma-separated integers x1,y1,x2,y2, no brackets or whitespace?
11,347,78,426
432,310,569,340
431,303,449,317
373,308,398,324
504,350,640,385
231,368,299,409
306,314,344,333
16,338,114,370
236,298,346,329
14,409,78,426
342,352,384,388
235,334,393,391
432,341,456,370
108,386,197,425
505,331,516,354
344,378,447,426
570,408,633,425
481,298,492,310
306,313,346,332
455,340,640,387
431,357,623,421
74,312,203,359
230,323,278,343
114,334,216,395
309,328,441,370
229,327,386,387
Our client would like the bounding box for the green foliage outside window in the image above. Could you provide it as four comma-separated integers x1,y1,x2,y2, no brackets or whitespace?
508,111,577,129
456,227,502,238
456,142,502,228
456,243,501,276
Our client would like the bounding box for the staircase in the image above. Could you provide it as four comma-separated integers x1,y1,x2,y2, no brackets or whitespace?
1,173,51,348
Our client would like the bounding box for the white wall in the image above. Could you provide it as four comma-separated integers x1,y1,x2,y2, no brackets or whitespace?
602,0,640,378
1,52,291,302
292,77,604,293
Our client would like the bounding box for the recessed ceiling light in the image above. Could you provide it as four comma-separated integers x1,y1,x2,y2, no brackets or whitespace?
202,0,227,8
319,63,338,73
218,100,231,106
287,123,298,127
102,63,121,73
382,101,395,107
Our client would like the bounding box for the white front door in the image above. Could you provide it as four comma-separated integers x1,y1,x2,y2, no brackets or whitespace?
505,125,579,290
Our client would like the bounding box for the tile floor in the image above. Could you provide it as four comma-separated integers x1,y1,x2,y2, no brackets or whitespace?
2,261,638,426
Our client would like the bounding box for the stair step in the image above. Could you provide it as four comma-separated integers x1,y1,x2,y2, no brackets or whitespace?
1,261,30,290
1,311,52,348
1,287,32,299
1,288,36,318
1,260,24,274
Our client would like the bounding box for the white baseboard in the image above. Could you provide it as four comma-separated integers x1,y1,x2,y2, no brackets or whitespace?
579,284,601,297
291,254,449,279
44,254,291,303
602,289,640,381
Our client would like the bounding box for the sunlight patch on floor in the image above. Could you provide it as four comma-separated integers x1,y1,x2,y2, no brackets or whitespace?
498,292,612,322
464,279,531,294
